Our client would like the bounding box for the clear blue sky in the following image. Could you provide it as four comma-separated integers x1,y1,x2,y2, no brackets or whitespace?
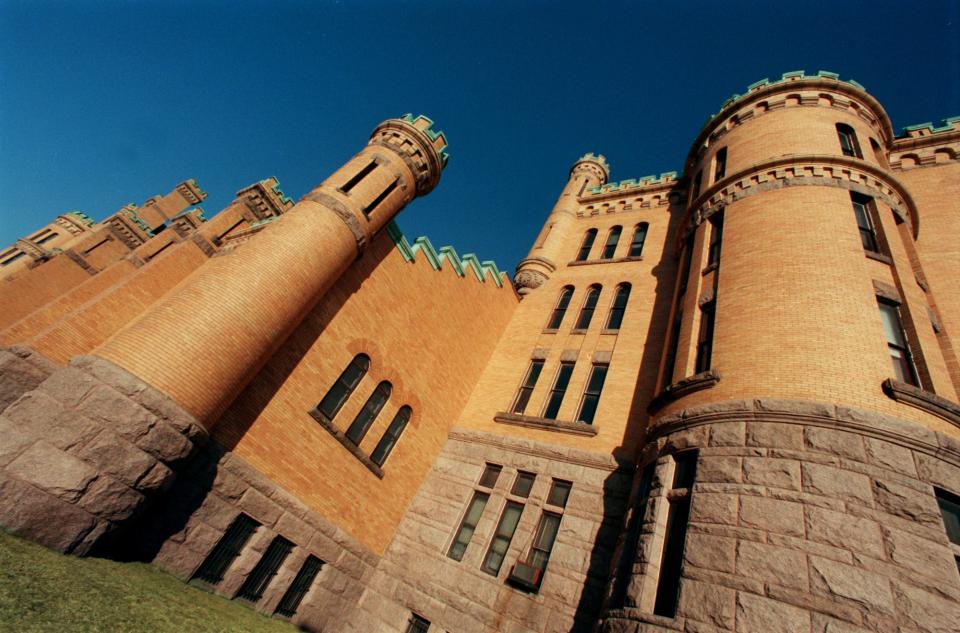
1,0,958,273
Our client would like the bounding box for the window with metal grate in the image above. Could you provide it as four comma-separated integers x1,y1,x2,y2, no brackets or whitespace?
192,514,260,585
274,555,323,617
235,536,294,602
405,613,431,633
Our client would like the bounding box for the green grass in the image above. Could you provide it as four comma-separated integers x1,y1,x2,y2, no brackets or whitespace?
0,530,299,633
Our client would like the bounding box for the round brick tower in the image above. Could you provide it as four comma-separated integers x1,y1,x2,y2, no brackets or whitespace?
602,73,960,632
95,114,448,428
514,153,609,295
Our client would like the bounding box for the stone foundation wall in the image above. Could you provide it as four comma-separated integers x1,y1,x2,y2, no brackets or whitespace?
0,349,203,555
345,428,634,633
601,399,960,633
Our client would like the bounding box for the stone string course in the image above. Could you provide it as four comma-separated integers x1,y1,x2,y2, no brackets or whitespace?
601,399,960,633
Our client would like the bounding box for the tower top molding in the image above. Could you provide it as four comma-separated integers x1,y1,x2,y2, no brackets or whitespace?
684,70,895,175
571,152,610,184
370,114,449,196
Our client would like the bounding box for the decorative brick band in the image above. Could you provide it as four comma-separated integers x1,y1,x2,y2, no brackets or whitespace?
882,379,960,429
300,191,367,257
493,411,599,437
648,369,721,413
63,249,99,275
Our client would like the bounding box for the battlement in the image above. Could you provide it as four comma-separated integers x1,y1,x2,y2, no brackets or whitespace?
62,211,95,227
399,113,450,167
386,221,508,288
584,171,678,196
897,115,960,138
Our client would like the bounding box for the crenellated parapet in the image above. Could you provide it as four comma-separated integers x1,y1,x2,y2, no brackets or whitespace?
369,114,449,196
386,221,508,288
236,177,295,221
584,171,678,196
572,152,610,184
889,116,960,170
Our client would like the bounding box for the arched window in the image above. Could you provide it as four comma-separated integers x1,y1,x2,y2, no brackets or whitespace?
370,405,411,466
713,148,727,181
606,284,631,330
836,123,862,158
345,381,392,445
575,229,597,261
317,354,370,420
602,226,622,259
574,285,602,330
547,286,574,330
629,224,648,257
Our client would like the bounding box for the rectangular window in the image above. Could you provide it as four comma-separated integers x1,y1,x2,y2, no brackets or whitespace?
35,232,59,246
695,301,716,374
525,512,561,573
448,491,490,561
512,360,545,414
707,209,724,267
878,299,919,386
546,480,572,508
339,160,377,194
543,362,575,419
851,193,880,254
192,514,260,585
1,250,27,266
936,488,960,546
837,123,863,158
713,148,727,182
653,451,698,618
677,235,695,296
478,463,502,489
405,613,431,633
608,463,656,608
511,472,536,498
662,306,683,389
274,555,323,617
235,536,295,602
363,178,399,216
482,501,524,575
576,363,608,424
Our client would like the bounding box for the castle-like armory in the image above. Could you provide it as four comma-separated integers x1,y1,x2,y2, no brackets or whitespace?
1,71,958,633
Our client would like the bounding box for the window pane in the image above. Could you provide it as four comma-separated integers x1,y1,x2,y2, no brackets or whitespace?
878,303,906,346
672,451,698,489
543,363,574,419
465,497,487,525
603,227,621,259
512,472,536,498
547,287,574,329
317,355,369,419
513,361,544,414
483,502,523,574
448,492,489,561
606,285,630,330
479,464,502,488
629,224,647,257
370,406,411,466
575,287,601,329
345,382,391,444
501,504,523,534
547,481,571,508
533,513,561,551
576,230,596,261
938,489,960,546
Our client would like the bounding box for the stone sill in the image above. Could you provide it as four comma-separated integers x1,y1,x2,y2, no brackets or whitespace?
567,255,643,267
865,250,893,265
308,409,385,478
648,369,721,412
882,378,960,428
494,412,598,436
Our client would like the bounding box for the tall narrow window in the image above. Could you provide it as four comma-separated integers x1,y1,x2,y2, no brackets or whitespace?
602,226,622,259
629,223,648,257
576,229,597,261
448,491,490,561
405,613,431,633
370,405,411,466
512,360,545,414
576,363,609,424
339,160,377,194
836,123,862,158
851,193,880,254
677,234,695,297
345,381,392,445
482,501,524,575
274,555,323,617
574,285,602,330
878,299,919,386
707,209,724,267
606,284,631,330
363,178,399,216
317,354,370,420
662,306,683,388
509,480,570,591
691,170,702,201
695,301,716,373
547,286,574,330
936,488,960,546
192,514,260,585
653,451,698,618
543,362,574,419
236,536,294,603
609,463,656,608
713,148,727,181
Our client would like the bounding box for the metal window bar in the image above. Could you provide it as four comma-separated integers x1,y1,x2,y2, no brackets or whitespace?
274,555,323,617
192,514,260,585
235,536,294,603
405,613,431,633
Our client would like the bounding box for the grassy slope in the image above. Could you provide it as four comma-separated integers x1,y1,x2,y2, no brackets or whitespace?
0,530,298,633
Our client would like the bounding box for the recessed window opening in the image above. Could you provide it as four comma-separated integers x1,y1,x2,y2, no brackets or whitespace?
339,160,378,194
695,301,716,373
691,170,703,201
878,299,920,387
707,209,724,267
851,193,881,254
274,555,323,617
448,491,490,561
608,463,656,608
602,226,622,259
405,613,431,633
606,284,631,330
543,362,575,419
482,501,524,575
576,363,608,425
1,251,26,266
547,286,574,329
512,360,545,414
235,536,294,603
478,463,503,488
317,354,370,421
935,488,960,546
713,148,727,182
575,285,602,330
192,514,260,585
576,229,597,261
345,381,392,444
363,178,399,216
629,223,648,257
511,472,536,498
35,232,59,246
370,405,411,466
836,123,863,158
546,480,572,508
653,451,698,617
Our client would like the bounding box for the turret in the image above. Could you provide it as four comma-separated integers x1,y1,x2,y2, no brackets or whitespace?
513,153,609,295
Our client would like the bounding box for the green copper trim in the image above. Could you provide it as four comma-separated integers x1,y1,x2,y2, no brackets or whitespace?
64,210,95,226
267,177,293,206
386,220,506,288
583,171,678,196
400,113,449,167
122,206,153,236
901,115,960,136
816,70,840,80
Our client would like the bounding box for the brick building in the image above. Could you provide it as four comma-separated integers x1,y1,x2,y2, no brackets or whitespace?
1,71,958,632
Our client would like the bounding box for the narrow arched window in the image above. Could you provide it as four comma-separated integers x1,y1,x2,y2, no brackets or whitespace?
602,226,622,259
370,405,411,466
629,224,648,257
606,284,631,330
547,286,574,330
317,354,370,420
575,229,597,261
836,123,862,158
574,285,602,330
345,381,392,445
